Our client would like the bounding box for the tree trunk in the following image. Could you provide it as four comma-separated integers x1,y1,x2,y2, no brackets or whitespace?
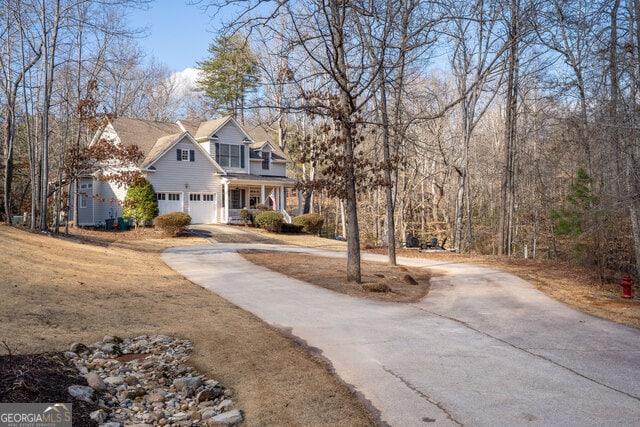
499,0,519,256
3,111,14,224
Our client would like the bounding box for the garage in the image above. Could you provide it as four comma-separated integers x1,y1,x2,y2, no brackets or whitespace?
188,193,217,224
157,192,183,215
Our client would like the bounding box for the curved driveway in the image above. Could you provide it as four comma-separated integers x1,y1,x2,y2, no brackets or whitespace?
162,233,640,426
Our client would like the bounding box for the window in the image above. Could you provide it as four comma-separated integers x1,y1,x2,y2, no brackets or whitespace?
176,149,195,162
230,189,244,209
190,194,215,202
79,182,92,208
262,150,270,170
157,193,180,201
216,143,243,168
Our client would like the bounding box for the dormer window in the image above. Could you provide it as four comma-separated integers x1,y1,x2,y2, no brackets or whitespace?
262,150,270,170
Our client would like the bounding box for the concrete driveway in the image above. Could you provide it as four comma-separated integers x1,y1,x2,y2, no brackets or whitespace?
163,231,640,426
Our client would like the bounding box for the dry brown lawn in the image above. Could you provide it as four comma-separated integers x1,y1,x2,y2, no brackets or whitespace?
0,224,377,426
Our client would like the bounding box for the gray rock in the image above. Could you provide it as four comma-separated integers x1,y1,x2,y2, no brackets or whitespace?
68,385,95,403
171,411,190,422
104,376,125,386
199,407,218,420
90,409,108,423
99,423,123,427
85,372,107,392
208,409,243,426
142,411,163,423
64,351,77,359
215,399,233,411
173,376,201,392
148,392,166,403
70,342,87,353
66,335,240,426
204,379,220,388
196,388,223,403
124,375,139,386
101,343,120,354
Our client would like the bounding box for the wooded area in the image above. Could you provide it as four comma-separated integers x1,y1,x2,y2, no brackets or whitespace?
1,0,639,281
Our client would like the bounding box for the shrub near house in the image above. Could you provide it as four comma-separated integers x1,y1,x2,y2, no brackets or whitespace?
293,214,324,235
154,212,192,237
255,211,283,232
123,179,159,227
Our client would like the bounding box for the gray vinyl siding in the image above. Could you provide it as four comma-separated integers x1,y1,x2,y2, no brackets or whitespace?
76,178,124,226
147,138,222,219
249,159,287,177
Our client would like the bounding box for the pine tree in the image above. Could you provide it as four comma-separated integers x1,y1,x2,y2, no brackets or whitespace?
196,33,260,123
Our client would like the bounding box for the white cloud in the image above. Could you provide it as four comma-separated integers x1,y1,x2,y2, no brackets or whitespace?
170,67,203,97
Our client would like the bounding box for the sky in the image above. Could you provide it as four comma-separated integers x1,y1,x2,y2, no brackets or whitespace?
126,0,220,73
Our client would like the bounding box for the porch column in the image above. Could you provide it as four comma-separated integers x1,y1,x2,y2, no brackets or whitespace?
280,186,285,212
223,181,229,223
260,185,265,204
298,190,303,216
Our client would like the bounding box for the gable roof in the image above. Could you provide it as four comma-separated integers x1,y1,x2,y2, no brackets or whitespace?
176,119,200,135
140,132,185,169
249,140,288,162
194,117,233,139
244,125,288,162
94,116,288,169
106,117,182,161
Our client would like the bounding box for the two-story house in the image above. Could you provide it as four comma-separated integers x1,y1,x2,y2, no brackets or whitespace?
75,116,295,226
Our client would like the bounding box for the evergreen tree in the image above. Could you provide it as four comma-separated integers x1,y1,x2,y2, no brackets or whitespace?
196,33,260,123
123,179,159,228
551,168,597,237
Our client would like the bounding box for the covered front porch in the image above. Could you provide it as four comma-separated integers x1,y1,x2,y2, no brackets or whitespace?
221,174,296,223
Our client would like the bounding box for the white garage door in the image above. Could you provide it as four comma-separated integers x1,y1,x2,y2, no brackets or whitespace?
189,193,217,224
157,192,183,215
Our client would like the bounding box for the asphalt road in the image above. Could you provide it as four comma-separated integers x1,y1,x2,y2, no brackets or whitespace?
162,234,640,426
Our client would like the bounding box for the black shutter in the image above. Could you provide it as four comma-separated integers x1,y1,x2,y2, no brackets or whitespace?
176,148,181,161
240,146,245,168
215,142,220,163
190,149,195,162
241,189,246,208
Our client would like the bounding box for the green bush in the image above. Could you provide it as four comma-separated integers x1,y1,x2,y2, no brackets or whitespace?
293,213,324,234
123,179,159,227
154,211,191,237
281,223,303,233
255,210,283,232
